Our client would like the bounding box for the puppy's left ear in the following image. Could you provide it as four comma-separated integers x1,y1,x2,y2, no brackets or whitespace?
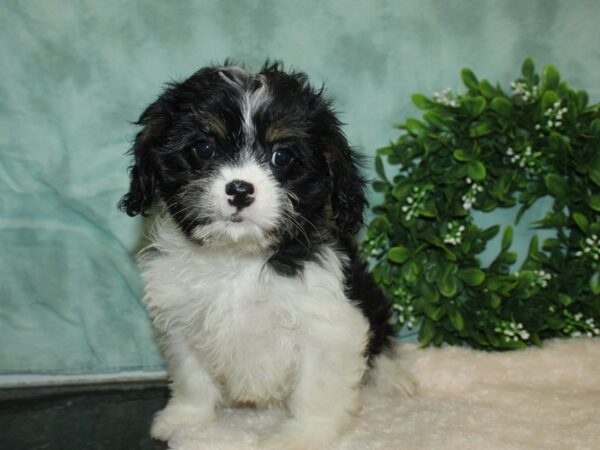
326,128,368,234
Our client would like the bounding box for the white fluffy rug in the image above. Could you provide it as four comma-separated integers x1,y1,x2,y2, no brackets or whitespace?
168,338,600,450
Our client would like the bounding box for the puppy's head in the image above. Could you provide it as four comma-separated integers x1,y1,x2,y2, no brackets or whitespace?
119,62,366,250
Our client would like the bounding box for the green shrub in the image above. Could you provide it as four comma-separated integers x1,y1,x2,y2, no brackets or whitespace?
363,59,600,350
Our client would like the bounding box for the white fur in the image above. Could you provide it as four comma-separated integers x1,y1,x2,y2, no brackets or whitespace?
140,218,371,448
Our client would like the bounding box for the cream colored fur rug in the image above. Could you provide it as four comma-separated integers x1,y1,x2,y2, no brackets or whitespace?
168,338,600,450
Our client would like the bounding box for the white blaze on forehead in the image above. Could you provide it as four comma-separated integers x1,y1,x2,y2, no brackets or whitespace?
217,66,270,146
241,74,270,145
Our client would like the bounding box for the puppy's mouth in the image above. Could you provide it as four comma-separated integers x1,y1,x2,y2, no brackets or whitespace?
230,212,244,223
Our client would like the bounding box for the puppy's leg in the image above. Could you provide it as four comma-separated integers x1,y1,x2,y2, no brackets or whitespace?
263,324,368,449
152,341,220,441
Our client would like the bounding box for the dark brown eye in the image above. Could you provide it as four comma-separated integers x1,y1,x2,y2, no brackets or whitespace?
271,149,294,168
192,141,214,159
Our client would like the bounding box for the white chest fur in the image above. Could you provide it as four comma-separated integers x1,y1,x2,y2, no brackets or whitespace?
139,221,369,404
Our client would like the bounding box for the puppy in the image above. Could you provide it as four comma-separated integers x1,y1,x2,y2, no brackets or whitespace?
119,62,413,448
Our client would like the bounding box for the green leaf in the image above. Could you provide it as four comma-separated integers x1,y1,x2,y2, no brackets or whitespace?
467,160,486,181
544,173,567,198
453,149,472,162
491,97,513,117
469,121,494,137
405,118,427,136
418,279,440,303
372,180,388,192
461,68,479,90
375,155,388,182
463,96,486,117
502,226,513,252
588,195,600,212
423,111,448,130
478,79,496,98
424,303,446,321
527,235,540,260
490,293,502,309
542,238,560,250
420,200,438,218
591,118,600,135
522,58,535,80
541,64,560,90
480,225,500,241
589,152,600,186
448,306,465,331
392,183,411,200
411,93,432,110
590,271,600,295
558,294,573,306
576,90,588,111
546,317,566,330
439,274,459,298
458,268,486,286
572,212,589,233
388,246,411,264
541,90,559,112
418,318,436,346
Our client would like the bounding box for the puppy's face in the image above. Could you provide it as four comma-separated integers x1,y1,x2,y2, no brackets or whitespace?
120,63,366,254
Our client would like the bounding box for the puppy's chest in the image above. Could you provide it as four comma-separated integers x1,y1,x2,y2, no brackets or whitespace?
175,252,301,355
181,255,300,400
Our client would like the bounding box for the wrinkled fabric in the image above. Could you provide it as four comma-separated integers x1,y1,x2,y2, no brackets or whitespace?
1,0,599,378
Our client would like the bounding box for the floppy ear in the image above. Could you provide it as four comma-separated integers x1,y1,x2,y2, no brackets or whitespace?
118,100,169,217
327,127,368,234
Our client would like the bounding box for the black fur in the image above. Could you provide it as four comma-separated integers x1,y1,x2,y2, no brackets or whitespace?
119,61,394,358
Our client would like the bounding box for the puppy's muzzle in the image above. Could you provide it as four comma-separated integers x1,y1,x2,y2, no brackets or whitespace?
226,179,255,210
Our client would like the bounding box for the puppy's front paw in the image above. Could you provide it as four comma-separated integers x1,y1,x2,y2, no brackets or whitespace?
259,420,339,450
151,401,215,441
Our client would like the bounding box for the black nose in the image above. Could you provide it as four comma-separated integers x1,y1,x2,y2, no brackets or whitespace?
225,180,255,209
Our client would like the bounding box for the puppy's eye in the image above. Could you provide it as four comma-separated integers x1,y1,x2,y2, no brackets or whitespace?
271,149,294,168
191,141,214,159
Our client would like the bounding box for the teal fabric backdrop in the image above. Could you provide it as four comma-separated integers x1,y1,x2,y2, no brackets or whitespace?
1,0,599,381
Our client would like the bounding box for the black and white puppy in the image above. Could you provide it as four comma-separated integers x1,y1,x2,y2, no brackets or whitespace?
120,62,413,448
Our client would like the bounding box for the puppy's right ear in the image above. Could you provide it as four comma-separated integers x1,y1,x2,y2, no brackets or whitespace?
118,99,169,217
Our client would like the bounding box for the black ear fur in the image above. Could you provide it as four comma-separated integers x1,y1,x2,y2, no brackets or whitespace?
327,129,368,235
118,100,169,217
